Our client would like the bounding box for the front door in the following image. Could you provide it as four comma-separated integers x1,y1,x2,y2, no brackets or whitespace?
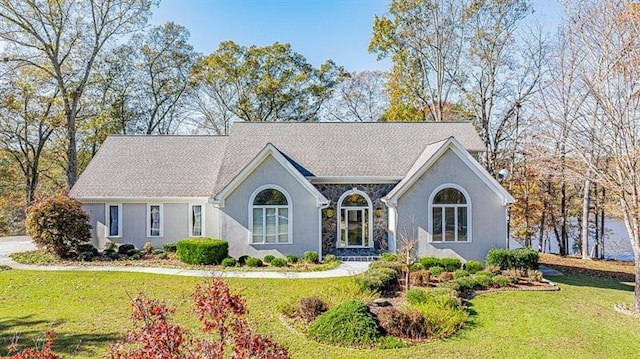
343,208,368,247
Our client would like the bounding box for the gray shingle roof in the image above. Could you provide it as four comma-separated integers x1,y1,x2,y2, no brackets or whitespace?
69,135,228,198
70,122,485,198
213,122,484,193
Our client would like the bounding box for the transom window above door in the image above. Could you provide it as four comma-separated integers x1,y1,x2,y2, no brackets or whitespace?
250,186,291,244
337,189,373,248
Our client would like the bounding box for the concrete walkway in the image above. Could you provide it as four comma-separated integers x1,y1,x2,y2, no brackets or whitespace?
0,236,369,279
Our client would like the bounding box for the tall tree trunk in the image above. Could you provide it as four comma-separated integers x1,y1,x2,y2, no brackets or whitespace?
581,178,591,260
561,182,568,256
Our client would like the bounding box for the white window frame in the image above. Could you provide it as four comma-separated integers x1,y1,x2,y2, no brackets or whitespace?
146,203,164,238
248,184,293,244
189,203,205,237
337,188,374,248
104,203,122,238
428,184,472,243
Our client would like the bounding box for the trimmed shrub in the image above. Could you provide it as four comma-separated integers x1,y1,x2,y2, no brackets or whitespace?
286,254,298,264
474,274,492,289
163,242,177,253
441,258,462,272
104,248,116,256
108,252,120,260
176,238,228,265
355,267,397,293
406,288,428,305
464,260,484,274
263,255,276,264
453,269,470,279
221,257,237,267
453,276,478,292
429,266,445,277
409,270,431,287
118,244,135,255
238,255,250,265
245,257,263,267
438,271,453,282
308,300,383,346
492,275,511,287
376,307,427,339
271,257,287,267
419,257,442,269
485,248,539,270
25,194,92,258
297,296,327,323
323,254,337,262
304,251,319,264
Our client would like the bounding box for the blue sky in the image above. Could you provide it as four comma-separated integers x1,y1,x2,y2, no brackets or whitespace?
150,0,563,72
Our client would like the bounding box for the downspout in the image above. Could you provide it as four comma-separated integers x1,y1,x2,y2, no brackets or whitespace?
318,201,330,260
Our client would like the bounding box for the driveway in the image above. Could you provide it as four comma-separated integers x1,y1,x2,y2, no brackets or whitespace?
0,236,369,278
0,236,36,263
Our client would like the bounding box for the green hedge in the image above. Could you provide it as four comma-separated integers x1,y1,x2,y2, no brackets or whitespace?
419,257,462,272
485,248,539,270
176,238,228,265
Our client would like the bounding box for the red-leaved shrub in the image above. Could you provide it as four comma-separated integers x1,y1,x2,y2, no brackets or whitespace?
107,278,289,359
6,330,60,359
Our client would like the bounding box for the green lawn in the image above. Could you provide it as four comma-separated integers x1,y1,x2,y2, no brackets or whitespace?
1,270,639,358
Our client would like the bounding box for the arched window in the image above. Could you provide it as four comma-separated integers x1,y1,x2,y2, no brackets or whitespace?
250,186,291,244
430,186,470,242
337,189,373,248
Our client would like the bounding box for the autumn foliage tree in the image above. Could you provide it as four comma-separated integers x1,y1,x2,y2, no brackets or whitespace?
25,194,92,258
107,278,289,359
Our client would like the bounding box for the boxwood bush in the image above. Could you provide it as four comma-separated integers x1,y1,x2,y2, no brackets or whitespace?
355,267,397,293
271,257,287,267
440,257,463,272
464,260,484,274
286,254,298,263
163,242,177,253
118,244,135,255
419,257,442,269
221,257,237,267
308,300,383,347
453,269,469,279
263,255,276,264
485,248,539,270
245,257,263,267
304,251,319,263
176,238,228,265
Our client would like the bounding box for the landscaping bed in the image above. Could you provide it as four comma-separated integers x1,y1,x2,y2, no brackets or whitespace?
276,248,557,350
9,249,341,272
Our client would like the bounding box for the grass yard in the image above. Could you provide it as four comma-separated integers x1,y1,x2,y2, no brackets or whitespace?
1,270,639,358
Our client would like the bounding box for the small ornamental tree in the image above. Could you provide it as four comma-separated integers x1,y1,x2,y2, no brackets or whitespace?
25,194,92,258
107,278,289,359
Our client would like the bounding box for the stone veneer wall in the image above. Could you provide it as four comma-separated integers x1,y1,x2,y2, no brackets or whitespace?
314,183,397,256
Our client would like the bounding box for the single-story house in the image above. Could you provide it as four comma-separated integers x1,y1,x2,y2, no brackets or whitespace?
69,122,515,261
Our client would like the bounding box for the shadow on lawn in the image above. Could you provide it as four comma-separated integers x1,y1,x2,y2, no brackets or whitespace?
550,273,634,292
0,315,119,357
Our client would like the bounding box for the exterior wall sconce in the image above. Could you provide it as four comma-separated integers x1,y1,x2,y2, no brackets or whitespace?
326,208,334,218
375,208,384,218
